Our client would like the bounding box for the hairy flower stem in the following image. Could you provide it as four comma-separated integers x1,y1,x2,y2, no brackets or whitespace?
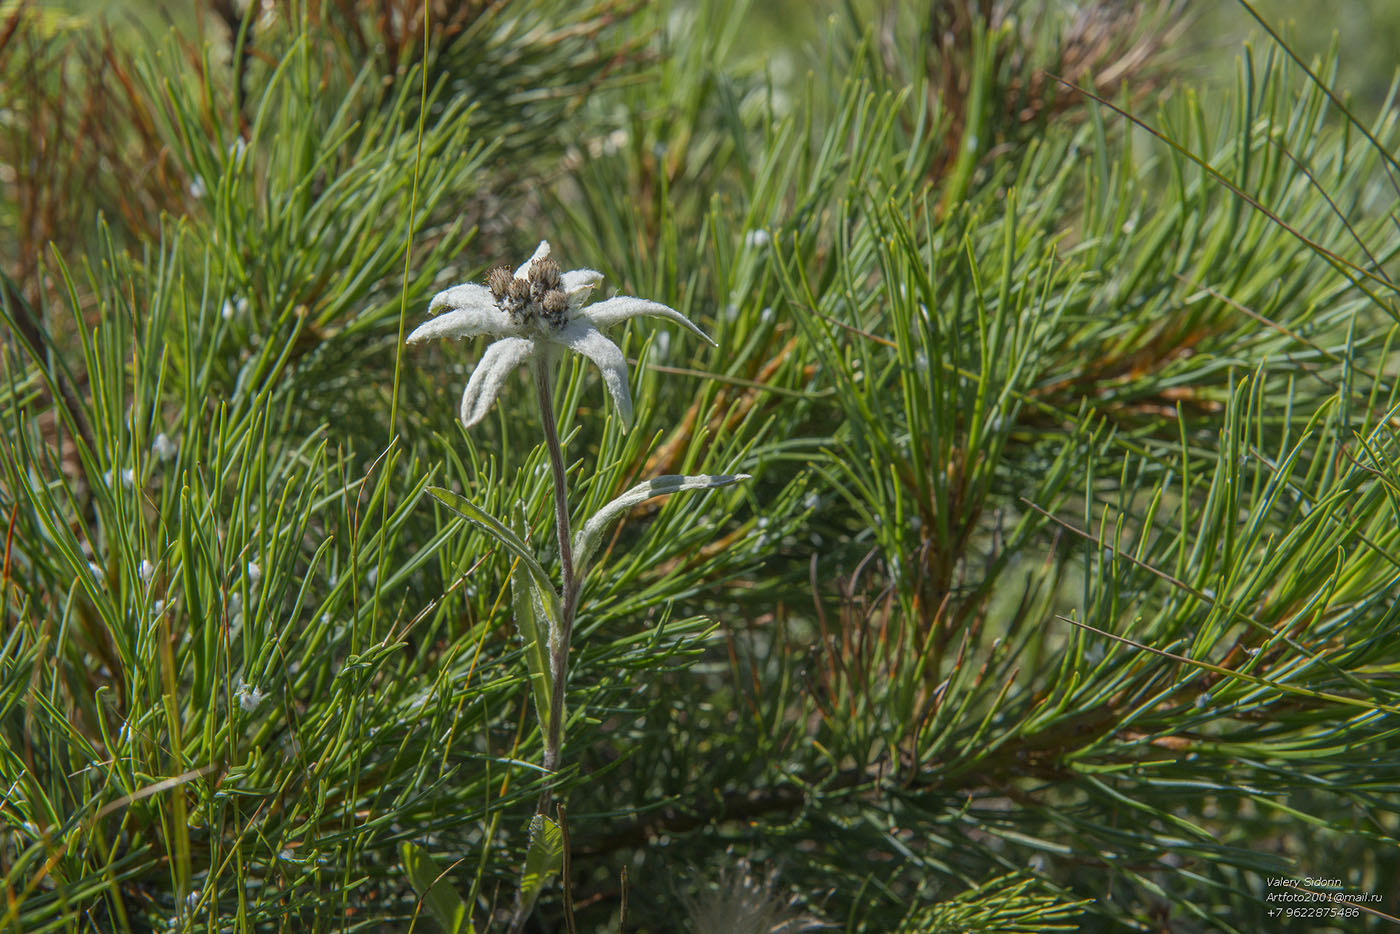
534,356,580,777
510,359,582,934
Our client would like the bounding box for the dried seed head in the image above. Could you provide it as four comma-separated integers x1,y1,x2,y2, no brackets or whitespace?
542,290,568,316
528,256,563,293
507,278,530,304
486,265,513,301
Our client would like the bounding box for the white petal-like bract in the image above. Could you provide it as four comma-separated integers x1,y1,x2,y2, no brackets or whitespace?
427,282,495,315
514,240,551,280
562,268,604,308
583,296,715,346
411,286,515,343
554,320,633,428
460,337,536,427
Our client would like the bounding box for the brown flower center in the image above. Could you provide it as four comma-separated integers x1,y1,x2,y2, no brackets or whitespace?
488,256,570,329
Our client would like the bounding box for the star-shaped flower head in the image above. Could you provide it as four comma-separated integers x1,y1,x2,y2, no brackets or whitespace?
407,241,714,429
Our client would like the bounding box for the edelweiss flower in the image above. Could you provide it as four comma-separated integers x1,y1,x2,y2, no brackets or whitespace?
406,241,714,429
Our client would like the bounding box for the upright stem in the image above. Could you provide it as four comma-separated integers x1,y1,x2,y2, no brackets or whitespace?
533,357,578,773
511,359,582,934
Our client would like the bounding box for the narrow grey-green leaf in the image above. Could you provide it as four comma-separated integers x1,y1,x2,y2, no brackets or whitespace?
517,813,564,921
574,473,751,573
509,559,554,730
427,486,562,622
